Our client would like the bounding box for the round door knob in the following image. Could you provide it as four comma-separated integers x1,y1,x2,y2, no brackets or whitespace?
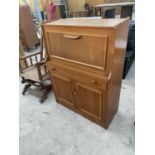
91,80,97,84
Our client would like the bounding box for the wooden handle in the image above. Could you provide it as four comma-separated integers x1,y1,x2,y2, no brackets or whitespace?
63,34,81,40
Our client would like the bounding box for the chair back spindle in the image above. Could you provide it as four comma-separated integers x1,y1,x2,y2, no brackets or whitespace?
44,65,47,74
35,55,38,63
30,57,33,66
24,59,28,68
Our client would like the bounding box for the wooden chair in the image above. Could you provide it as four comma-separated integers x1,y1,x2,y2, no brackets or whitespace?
19,35,51,103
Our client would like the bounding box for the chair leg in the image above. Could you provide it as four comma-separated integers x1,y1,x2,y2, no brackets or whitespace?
21,80,51,103
21,77,25,83
39,94,48,103
39,85,51,103
22,84,31,95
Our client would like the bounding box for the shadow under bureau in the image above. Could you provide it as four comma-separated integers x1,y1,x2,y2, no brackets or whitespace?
43,18,129,128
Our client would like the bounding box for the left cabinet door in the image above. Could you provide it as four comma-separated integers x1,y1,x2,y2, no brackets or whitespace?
51,73,74,108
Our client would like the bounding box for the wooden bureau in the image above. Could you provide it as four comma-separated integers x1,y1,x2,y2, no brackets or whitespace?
42,18,129,128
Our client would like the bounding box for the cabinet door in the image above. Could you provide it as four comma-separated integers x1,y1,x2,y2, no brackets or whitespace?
52,74,74,108
76,83,103,121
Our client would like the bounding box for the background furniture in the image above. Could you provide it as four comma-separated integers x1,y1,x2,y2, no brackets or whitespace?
19,37,51,103
120,5,133,19
67,10,88,17
55,4,67,18
94,2,135,18
53,0,68,18
43,18,129,128
19,5,39,50
123,20,135,78
104,8,115,18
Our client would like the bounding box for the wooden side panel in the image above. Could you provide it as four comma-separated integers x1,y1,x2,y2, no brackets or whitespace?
106,18,129,127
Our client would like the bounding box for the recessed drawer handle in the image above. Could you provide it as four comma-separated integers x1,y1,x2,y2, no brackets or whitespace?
91,80,97,84
63,34,81,40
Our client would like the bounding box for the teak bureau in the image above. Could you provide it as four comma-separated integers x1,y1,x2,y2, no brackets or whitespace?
43,18,129,128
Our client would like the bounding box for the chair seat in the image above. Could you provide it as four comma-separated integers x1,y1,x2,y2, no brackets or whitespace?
20,65,49,83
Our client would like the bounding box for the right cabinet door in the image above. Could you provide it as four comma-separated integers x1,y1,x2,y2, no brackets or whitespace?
76,82,103,122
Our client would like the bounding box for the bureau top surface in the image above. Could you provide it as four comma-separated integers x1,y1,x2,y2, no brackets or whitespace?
43,18,128,28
